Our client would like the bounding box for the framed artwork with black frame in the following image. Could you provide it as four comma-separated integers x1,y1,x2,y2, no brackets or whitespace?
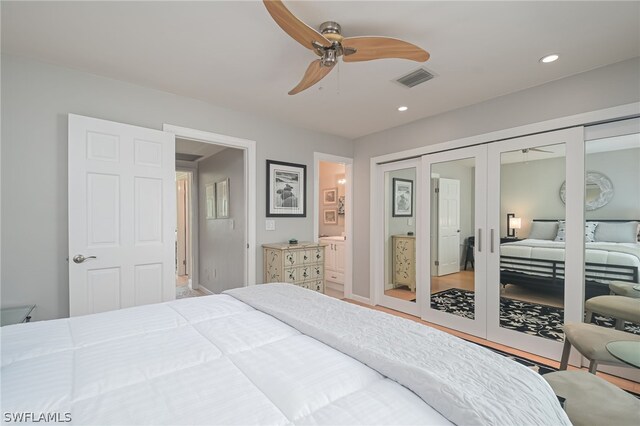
266,159,306,217
392,178,413,217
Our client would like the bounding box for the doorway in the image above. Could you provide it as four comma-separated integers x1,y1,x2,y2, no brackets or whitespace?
314,153,354,300
174,136,248,297
165,124,257,289
176,170,193,291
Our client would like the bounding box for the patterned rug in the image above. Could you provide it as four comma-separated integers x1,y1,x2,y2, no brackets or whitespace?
430,288,640,342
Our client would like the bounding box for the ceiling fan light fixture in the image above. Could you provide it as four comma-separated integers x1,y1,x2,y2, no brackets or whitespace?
398,106,408,112
540,54,559,63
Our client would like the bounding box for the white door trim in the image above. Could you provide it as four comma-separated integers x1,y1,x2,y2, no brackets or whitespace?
175,163,199,289
370,103,639,165
313,152,354,300
163,124,257,287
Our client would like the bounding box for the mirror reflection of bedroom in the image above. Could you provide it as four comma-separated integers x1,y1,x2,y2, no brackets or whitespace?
385,168,417,302
429,158,476,319
498,143,566,340
583,127,640,345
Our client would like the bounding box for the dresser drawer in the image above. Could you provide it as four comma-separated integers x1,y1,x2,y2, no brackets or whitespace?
308,280,324,293
297,265,313,282
283,250,299,267
284,267,297,283
325,270,344,284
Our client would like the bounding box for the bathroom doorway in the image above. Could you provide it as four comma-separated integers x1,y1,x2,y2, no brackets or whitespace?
314,153,353,300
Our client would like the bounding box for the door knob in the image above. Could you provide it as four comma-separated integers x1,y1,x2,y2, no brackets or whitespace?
73,254,97,264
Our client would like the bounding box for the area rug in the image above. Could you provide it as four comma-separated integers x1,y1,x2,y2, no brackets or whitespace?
430,288,640,342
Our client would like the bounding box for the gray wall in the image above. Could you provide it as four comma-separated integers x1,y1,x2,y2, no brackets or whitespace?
0,54,352,320
500,148,640,238
352,57,640,299
198,148,245,293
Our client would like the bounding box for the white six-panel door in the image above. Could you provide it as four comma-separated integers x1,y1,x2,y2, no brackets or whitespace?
437,178,461,276
68,114,176,316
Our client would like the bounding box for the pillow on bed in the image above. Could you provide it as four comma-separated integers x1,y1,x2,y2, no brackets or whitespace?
528,221,559,240
554,221,598,242
594,221,639,243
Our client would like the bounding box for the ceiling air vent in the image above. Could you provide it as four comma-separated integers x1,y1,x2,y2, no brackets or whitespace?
176,153,203,162
395,68,434,88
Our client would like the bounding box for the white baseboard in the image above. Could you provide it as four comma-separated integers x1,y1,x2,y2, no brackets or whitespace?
197,285,214,295
348,293,372,305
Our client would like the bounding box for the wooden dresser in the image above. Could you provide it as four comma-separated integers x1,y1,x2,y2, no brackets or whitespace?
262,242,325,293
392,235,416,292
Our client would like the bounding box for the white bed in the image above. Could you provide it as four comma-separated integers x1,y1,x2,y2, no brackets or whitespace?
1,284,569,425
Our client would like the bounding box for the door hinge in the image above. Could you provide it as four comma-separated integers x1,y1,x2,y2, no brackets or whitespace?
435,187,439,193
435,260,440,266
247,243,249,249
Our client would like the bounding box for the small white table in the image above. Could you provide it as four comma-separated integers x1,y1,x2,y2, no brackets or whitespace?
1,305,35,326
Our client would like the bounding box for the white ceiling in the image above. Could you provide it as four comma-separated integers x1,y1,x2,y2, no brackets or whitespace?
2,1,639,139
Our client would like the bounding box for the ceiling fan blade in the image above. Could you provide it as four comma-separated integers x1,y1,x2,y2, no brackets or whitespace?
263,0,332,51
288,60,334,95
342,36,429,62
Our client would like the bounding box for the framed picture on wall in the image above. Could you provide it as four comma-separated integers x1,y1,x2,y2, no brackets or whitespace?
205,183,215,219
392,178,413,217
323,209,338,224
215,178,229,219
266,160,306,217
323,188,337,205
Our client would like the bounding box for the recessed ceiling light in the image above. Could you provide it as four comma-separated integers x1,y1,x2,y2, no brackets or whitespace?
540,54,559,63
398,106,408,112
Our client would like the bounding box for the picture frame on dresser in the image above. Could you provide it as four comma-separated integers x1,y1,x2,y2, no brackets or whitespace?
266,160,306,217
392,178,413,217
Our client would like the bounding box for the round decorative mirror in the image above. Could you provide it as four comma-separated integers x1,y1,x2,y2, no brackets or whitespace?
559,171,614,211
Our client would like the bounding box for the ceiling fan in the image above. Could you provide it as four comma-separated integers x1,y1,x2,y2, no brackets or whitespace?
263,0,430,95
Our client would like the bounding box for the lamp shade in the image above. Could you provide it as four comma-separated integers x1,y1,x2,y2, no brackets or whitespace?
509,217,522,230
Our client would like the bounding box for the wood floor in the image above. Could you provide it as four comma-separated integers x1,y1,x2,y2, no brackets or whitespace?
345,299,640,394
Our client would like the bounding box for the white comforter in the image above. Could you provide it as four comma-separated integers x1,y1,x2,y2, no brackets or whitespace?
226,284,569,426
1,285,569,425
1,294,449,425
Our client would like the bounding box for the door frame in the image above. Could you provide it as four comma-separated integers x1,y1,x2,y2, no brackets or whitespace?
313,152,354,299
163,124,257,287
175,163,198,288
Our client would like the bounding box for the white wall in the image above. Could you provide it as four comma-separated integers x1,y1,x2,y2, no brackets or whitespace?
318,161,345,237
352,57,640,299
0,54,353,320
198,148,245,293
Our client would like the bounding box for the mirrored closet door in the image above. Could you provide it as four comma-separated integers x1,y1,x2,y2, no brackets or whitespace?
581,117,640,381
376,159,422,316
487,127,585,360
420,145,488,337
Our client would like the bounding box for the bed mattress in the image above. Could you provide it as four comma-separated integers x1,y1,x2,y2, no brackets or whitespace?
501,239,640,283
1,295,449,425
1,285,569,425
